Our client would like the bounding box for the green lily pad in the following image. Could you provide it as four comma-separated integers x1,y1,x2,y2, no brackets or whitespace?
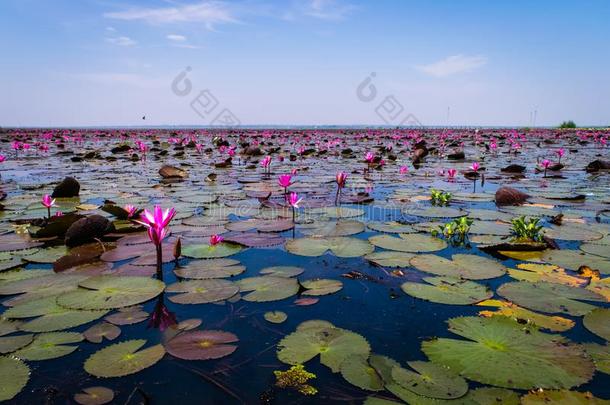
583,308,610,341
301,220,365,237
104,307,148,326
407,207,467,218
0,318,23,337
309,206,365,218
544,224,604,242
57,276,165,310
497,281,605,316
469,220,512,236
286,237,374,257
0,356,30,401
14,331,83,360
237,276,299,302
301,279,343,296
0,334,34,354
181,242,243,259
521,389,610,404
74,386,115,405
24,246,69,263
580,243,610,259
410,254,506,280
166,279,239,304
365,251,416,267
391,360,469,399
422,316,594,389
174,259,245,279
260,266,304,277
540,250,610,274
84,339,165,378
369,234,447,253
340,356,384,391
401,277,492,305
0,274,88,305
585,343,610,375
264,311,288,324
476,299,575,332
277,320,371,372
367,221,416,234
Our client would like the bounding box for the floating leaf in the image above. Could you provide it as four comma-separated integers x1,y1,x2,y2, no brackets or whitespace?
57,276,165,310
364,251,416,267
105,308,148,325
367,221,416,234
165,330,238,360
24,246,69,263
583,308,610,341
286,237,374,258
277,320,370,372
401,277,492,305
497,281,605,316
84,339,165,377
0,318,23,337
264,311,288,324
0,334,34,354
237,276,299,302
369,234,447,253
309,206,364,218
181,242,243,259
581,243,610,259
408,207,466,218
166,279,238,304
477,299,574,332
74,386,115,405
585,343,610,375
83,322,121,343
301,279,343,296
521,390,609,404
0,356,30,401
422,316,594,389
508,263,587,287
301,220,365,237
410,254,506,280
391,360,469,399
14,331,83,360
340,356,384,391
260,266,304,277
544,224,604,241
174,259,245,279
541,250,610,274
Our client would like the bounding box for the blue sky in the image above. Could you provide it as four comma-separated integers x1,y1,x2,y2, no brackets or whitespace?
1,0,609,127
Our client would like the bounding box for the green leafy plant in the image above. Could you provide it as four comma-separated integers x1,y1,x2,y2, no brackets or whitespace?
510,216,544,241
432,216,473,246
430,189,452,206
559,120,576,129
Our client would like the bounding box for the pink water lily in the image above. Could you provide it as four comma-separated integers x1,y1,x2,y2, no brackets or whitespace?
0,154,5,163
470,162,480,172
336,172,348,188
365,152,375,163
556,148,565,163
447,168,457,180
41,194,55,219
123,204,138,218
137,205,176,247
278,174,293,188
541,159,551,177
288,192,302,223
260,156,272,174
209,234,224,246
399,166,408,174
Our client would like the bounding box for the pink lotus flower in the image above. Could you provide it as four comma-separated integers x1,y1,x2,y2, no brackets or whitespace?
278,174,293,188
399,166,408,174
288,192,302,209
365,152,375,163
541,159,551,169
209,234,224,246
447,168,457,179
260,156,272,173
227,147,236,157
291,168,298,175
42,194,55,208
336,172,348,188
124,204,138,218
136,205,176,247
470,162,480,172
195,143,203,154
55,211,64,217
0,154,5,163
556,148,565,163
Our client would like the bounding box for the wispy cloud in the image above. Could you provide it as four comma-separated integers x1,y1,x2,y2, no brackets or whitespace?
104,1,237,30
303,0,356,21
166,34,187,42
105,36,137,46
75,72,163,88
416,54,488,77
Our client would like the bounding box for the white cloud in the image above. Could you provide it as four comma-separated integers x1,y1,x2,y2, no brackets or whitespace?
416,55,488,78
75,72,164,88
104,1,237,30
167,34,187,42
105,36,137,46
303,0,356,20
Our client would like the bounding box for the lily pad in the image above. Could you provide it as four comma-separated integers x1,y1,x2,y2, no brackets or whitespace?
410,254,506,280
83,322,121,343
301,220,365,237
508,263,587,287
422,316,594,389
57,276,165,310
166,279,239,304
364,251,416,267
497,281,605,316
301,279,343,296
181,242,243,259
84,339,165,378
174,259,245,279
237,276,299,302
165,330,238,360
260,266,304,277
340,356,384,391
367,221,416,234
0,334,34,354
540,250,610,274
286,237,374,257
14,331,83,360
277,320,371,372
401,276,492,305
74,386,115,405
264,311,288,324
477,299,575,332
521,390,610,404
585,343,610,375
0,356,30,401
369,234,447,253
390,360,469,399
583,308,610,341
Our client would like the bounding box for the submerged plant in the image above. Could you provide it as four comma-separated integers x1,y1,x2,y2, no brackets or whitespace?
432,216,473,246
274,364,317,396
430,189,452,206
510,216,544,242
135,205,176,278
